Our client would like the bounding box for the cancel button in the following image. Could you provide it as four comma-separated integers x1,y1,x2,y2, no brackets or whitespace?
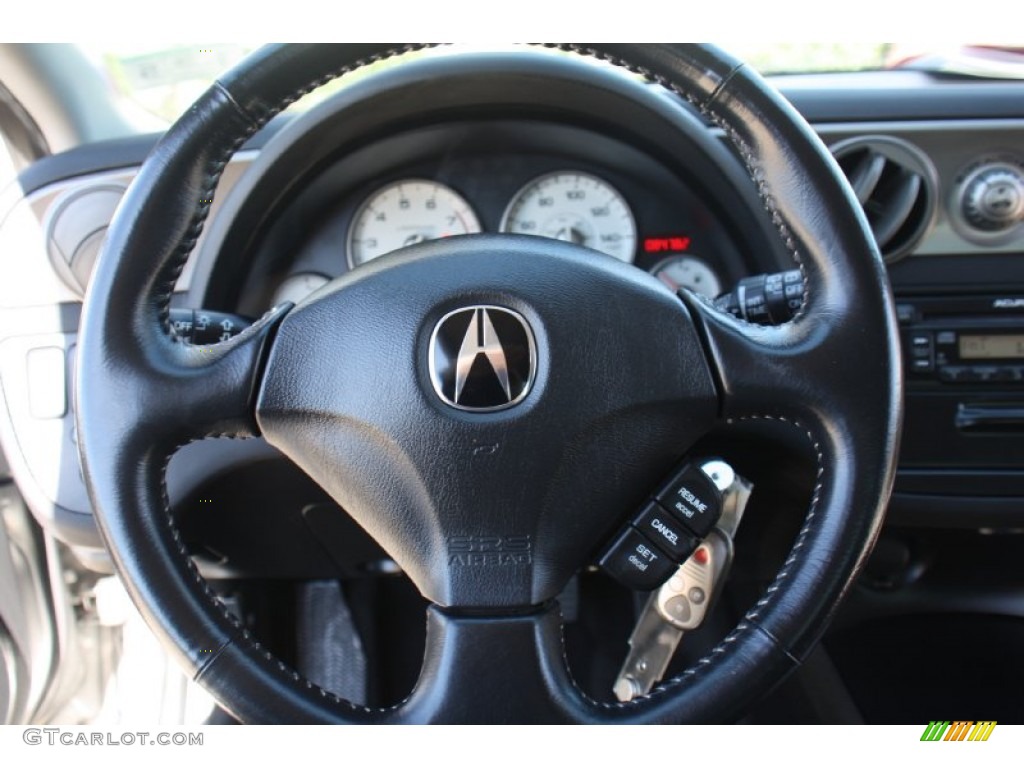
633,502,699,563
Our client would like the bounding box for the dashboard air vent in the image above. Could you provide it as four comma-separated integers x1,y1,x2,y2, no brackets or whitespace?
831,136,937,263
44,183,127,295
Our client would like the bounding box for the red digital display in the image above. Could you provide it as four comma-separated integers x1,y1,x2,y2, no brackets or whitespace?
643,235,692,254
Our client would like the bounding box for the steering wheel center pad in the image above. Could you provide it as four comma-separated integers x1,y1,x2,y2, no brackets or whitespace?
256,236,717,608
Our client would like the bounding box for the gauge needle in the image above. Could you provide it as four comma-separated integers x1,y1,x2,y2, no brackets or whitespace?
657,274,678,290
552,226,586,245
402,233,429,247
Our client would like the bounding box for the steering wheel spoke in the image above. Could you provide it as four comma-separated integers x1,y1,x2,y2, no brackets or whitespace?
395,604,797,724
79,305,288,452
389,606,574,723
154,308,288,444
680,290,845,424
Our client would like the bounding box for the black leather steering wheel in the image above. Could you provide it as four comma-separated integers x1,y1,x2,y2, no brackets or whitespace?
75,44,902,723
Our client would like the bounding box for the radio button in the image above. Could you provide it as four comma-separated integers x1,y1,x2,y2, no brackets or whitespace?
970,366,998,382
992,367,1016,382
936,331,957,345
910,332,933,348
911,357,934,374
939,366,964,382
959,368,982,382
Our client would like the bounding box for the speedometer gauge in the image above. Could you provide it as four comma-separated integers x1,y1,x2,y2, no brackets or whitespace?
348,179,481,266
500,171,637,262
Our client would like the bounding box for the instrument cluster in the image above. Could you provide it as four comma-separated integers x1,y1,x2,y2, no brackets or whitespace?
257,128,756,313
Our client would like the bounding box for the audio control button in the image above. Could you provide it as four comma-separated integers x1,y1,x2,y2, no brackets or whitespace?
959,368,982,382
939,366,965,382
992,367,1016,382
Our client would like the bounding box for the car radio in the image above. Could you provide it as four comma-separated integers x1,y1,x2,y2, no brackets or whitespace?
896,295,1024,385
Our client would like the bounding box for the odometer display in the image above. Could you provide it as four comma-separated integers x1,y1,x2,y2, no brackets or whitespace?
500,171,637,262
348,179,481,266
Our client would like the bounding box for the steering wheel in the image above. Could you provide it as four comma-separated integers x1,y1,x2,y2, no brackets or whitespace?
75,44,901,724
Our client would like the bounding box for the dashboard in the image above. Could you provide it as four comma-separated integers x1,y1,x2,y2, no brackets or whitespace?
2,52,1023,553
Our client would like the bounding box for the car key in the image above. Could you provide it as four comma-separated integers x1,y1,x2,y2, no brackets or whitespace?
612,536,728,702
613,460,753,702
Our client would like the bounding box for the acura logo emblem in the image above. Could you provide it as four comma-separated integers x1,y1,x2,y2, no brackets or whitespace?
428,306,536,412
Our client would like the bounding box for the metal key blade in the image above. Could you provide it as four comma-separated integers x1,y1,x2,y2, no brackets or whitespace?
612,592,685,702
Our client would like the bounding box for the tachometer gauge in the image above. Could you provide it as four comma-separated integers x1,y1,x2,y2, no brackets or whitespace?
271,272,329,307
650,256,722,299
348,179,482,266
500,171,637,262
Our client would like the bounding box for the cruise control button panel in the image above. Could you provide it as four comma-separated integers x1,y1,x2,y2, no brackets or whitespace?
598,459,726,591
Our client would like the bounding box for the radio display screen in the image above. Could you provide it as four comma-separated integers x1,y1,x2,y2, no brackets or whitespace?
959,334,1024,360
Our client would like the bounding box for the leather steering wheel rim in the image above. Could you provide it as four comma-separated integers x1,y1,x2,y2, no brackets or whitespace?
76,43,902,724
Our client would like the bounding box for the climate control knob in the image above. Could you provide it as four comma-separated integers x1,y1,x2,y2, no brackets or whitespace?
963,165,1024,231
953,157,1024,244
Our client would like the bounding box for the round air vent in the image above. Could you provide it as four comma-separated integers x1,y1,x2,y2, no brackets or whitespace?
831,136,938,263
44,183,127,296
